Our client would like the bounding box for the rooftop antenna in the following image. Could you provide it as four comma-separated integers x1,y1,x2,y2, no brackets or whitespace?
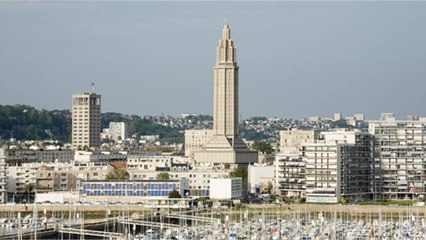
91,82,95,93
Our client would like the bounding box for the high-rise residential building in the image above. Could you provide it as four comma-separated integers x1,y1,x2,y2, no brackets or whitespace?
303,130,373,203
193,24,257,165
275,153,306,197
71,92,101,149
276,114,426,202
109,122,128,142
369,115,426,200
276,130,318,197
0,149,7,203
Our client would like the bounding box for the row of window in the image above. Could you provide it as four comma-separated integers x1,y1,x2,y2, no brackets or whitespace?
83,183,178,190
84,190,171,197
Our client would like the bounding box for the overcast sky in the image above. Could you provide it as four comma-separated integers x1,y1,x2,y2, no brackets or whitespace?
0,2,425,120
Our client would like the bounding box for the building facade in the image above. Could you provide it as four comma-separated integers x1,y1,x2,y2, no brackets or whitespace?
128,166,229,197
248,164,275,194
209,178,242,200
7,164,38,194
276,130,318,197
127,154,189,172
80,179,189,201
0,149,7,203
34,161,110,193
275,154,306,197
2,149,73,166
369,116,426,200
303,131,373,203
108,122,127,142
72,92,101,149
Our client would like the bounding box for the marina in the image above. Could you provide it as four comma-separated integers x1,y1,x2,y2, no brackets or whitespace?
0,204,426,239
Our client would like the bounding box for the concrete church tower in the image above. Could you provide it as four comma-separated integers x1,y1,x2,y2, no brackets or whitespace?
213,24,239,137
193,24,258,165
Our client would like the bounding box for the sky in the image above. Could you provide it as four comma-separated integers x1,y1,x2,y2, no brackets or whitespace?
0,2,425,120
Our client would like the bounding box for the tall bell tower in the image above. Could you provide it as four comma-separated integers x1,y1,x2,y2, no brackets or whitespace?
193,24,258,165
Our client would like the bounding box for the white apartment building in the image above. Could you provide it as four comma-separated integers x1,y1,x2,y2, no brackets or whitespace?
275,154,306,197
6,161,111,194
333,113,342,121
276,130,318,197
369,115,426,200
7,163,38,194
354,113,365,121
72,92,101,149
0,149,7,203
248,164,275,194
209,178,242,200
127,154,188,171
71,161,111,181
303,130,373,203
108,122,127,142
303,142,341,203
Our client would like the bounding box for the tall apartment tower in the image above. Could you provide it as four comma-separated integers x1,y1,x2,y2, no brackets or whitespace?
303,130,374,203
0,149,7,203
71,92,101,149
369,115,426,200
109,122,128,142
275,130,318,197
193,24,257,165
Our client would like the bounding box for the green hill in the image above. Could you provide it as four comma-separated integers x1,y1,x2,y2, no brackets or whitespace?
0,105,183,144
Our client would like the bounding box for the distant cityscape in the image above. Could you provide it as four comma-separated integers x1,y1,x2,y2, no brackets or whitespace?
0,24,425,206
0,105,366,146
1,21,426,239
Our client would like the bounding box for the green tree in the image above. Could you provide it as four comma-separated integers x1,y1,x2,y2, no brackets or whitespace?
0,105,71,141
156,172,170,180
229,165,247,178
266,181,273,195
252,141,274,154
168,190,181,198
0,105,186,144
106,168,130,180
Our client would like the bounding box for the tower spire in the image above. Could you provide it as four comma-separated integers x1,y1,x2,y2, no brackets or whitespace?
217,24,235,64
222,23,231,40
